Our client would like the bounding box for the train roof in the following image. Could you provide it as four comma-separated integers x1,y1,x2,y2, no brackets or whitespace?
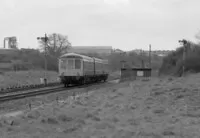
60,53,93,60
60,53,108,64
93,57,108,64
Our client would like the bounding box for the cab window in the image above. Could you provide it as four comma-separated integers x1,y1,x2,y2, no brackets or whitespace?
67,59,74,69
75,59,81,69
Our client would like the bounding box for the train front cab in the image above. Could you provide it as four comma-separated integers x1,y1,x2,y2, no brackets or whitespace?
59,53,109,87
59,57,84,87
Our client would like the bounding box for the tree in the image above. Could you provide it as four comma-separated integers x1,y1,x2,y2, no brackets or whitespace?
195,31,200,41
38,33,72,71
39,33,72,58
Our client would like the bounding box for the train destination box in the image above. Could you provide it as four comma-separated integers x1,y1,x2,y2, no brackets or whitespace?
137,71,144,77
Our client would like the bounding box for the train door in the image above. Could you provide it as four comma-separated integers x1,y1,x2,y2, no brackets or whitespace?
66,58,74,76
59,58,67,76
75,58,82,76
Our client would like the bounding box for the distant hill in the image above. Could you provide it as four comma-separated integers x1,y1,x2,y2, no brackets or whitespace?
68,46,113,56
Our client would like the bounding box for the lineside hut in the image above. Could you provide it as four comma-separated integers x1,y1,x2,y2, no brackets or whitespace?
120,61,152,81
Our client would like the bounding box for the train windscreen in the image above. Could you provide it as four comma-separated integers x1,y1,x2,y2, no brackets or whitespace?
67,59,74,69
75,59,81,69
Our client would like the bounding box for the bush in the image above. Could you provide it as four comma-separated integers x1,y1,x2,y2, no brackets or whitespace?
159,42,200,76
107,52,162,71
0,49,59,72
185,53,200,72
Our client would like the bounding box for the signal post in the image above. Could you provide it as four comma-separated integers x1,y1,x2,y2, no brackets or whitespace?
37,33,49,85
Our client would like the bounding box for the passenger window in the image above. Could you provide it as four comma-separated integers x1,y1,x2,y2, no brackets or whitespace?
67,59,74,69
75,59,81,69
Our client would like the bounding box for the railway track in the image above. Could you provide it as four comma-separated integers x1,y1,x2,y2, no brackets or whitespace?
0,82,61,95
0,81,114,103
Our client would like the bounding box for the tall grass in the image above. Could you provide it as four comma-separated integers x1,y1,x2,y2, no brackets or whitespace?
0,70,58,88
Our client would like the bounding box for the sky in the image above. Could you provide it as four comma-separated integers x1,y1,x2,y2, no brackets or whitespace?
0,0,200,51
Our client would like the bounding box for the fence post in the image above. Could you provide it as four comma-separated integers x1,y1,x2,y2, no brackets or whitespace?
28,102,32,110
56,96,59,105
73,92,76,100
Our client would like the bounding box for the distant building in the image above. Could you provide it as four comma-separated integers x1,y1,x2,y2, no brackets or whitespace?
113,48,124,53
151,50,173,57
68,46,113,55
131,49,143,55
130,49,173,57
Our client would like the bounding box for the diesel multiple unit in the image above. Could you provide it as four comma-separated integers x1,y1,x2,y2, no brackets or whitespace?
58,53,109,87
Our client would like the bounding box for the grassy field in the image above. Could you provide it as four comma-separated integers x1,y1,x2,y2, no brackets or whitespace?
1,73,200,137
0,70,59,88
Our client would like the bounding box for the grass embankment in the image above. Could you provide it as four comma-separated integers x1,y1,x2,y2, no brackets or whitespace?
1,74,200,137
0,70,59,88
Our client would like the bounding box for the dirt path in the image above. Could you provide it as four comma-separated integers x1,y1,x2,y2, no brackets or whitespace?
1,75,200,137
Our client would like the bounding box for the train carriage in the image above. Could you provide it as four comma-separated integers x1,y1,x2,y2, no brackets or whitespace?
58,53,109,87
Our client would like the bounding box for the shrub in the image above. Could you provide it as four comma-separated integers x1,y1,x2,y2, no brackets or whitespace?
159,42,200,76
57,114,73,122
46,117,59,124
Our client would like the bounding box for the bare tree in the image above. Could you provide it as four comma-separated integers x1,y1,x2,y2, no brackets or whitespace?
39,33,72,58
195,31,200,43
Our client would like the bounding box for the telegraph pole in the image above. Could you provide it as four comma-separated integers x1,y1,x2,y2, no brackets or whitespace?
140,49,143,68
149,44,151,68
44,33,47,84
37,33,49,85
178,39,187,77
53,33,56,48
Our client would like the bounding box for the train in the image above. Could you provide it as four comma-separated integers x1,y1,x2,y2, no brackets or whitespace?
58,53,109,87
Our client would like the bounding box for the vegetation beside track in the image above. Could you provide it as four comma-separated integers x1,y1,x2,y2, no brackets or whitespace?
0,70,58,88
159,41,200,76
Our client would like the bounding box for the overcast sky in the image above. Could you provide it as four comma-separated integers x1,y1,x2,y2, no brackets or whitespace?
0,0,200,51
